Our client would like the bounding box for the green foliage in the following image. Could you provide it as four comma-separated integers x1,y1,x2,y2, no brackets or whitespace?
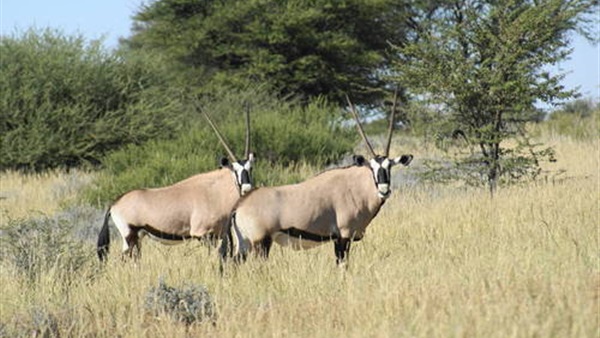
83,89,356,205
145,279,216,325
392,0,597,194
0,28,188,171
125,0,414,106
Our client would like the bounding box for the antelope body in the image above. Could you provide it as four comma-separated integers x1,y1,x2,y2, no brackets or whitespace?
221,93,412,265
97,108,253,261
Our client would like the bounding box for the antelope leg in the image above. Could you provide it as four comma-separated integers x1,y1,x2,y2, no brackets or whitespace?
334,238,351,265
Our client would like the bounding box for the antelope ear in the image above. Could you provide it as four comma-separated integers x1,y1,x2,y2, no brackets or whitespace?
392,154,413,166
247,152,255,162
353,155,366,166
219,157,230,168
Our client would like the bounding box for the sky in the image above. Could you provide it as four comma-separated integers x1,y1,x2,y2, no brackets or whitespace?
1,0,598,105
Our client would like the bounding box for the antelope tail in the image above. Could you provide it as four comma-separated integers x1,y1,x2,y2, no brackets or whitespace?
97,209,111,262
219,211,236,263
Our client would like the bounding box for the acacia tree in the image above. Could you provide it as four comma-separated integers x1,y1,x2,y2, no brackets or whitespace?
123,0,418,107
392,0,597,194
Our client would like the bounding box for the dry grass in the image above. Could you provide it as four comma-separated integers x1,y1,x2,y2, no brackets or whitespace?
0,132,598,337
0,170,94,221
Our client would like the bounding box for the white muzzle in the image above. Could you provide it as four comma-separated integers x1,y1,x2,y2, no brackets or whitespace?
377,184,391,199
240,183,252,195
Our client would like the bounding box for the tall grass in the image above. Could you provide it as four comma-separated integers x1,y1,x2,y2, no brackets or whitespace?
0,170,94,220
0,131,597,337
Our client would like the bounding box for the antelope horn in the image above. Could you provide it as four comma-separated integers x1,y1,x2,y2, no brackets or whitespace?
244,103,251,158
384,87,399,158
346,94,377,158
201,108,239,163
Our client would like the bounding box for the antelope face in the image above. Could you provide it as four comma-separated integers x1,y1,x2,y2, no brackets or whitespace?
227,153,255,195
356,154,413,199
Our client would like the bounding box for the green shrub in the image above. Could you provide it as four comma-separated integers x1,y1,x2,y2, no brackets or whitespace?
0,28,187,171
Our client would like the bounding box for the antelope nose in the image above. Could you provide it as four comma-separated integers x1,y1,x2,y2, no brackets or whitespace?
377,183,391,198
240,183,252,195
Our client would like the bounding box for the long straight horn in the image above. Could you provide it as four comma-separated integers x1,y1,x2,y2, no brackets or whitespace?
244,104,251,158
346,95,377,158
384,87,399,157
202,109,239,163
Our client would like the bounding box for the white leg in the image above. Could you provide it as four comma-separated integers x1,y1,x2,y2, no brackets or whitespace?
111,211,132,253
232,222,251,260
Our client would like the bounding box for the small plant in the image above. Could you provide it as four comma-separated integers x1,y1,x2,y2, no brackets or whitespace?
144,278,216,325
0,215,94,283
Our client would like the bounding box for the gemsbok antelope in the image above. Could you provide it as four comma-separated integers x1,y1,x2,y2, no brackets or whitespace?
97,108,254,261
221,94,413,265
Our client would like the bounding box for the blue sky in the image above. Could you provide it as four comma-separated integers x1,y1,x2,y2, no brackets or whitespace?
2,0,598,104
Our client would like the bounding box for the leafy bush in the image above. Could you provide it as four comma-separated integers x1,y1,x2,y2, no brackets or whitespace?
83,88,356,205
0,28,187,171
145,279,216,325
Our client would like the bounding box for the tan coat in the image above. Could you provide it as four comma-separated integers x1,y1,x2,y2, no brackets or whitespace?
231,165,385,254
112,168,239,239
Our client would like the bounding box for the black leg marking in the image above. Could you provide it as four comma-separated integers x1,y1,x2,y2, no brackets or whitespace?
125,228,141,260
258,236,273,259
334,238,351,265
200,233,219,247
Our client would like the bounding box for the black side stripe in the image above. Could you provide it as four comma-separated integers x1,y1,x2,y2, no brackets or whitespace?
279,228,339,242
279,228,366,242
142,225,192,241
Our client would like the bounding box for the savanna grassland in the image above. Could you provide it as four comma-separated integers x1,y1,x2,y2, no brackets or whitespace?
0,125,598,337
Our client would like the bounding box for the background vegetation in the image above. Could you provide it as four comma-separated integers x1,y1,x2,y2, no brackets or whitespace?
83,88,356,205
392,0,596,194
0,117,597,337
124,0,421,106
0,28,188,171
0,0,598,336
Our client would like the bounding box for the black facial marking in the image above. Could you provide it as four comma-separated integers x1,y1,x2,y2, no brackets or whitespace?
377,167,390,184
240,169,250,184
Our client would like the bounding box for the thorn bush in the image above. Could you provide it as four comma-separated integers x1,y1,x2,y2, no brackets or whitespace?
144,279,216,326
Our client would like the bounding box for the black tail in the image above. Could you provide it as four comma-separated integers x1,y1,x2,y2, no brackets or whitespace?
97,209,111,262
219,211,237,276
219,211,235,262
